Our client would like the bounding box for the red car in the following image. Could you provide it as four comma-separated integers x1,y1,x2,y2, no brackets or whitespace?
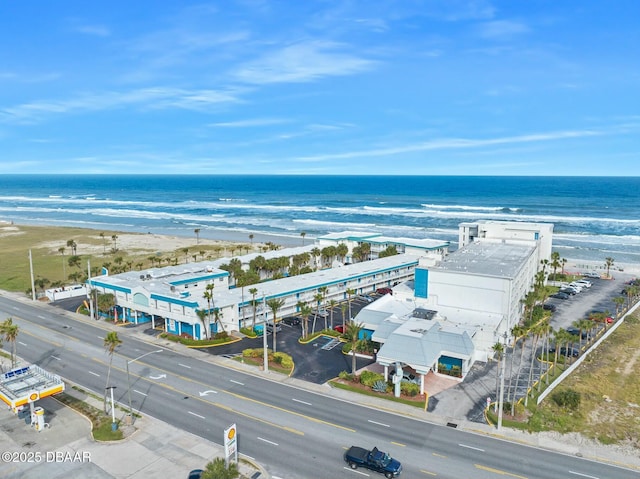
376,288,392,295
334,325,345,334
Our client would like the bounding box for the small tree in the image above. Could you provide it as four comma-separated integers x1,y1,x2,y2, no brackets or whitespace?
200,457,239,479
266,298,285,353
345,321,363,374
1,317,19,368
605,257,615,278
103,331,122,413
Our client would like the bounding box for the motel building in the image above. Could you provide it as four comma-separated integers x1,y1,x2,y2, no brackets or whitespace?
351,221,553,395
87,234,450,339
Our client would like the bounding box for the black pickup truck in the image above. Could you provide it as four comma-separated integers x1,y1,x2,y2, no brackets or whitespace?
344,446,402,478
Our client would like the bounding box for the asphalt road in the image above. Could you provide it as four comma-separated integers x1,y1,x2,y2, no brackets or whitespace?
2,293,638,479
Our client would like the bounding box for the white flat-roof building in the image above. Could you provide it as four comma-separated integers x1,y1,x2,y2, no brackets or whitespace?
353,221,553,389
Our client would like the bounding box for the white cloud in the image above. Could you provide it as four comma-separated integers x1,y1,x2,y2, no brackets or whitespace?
478,20,530,39
75,25,111,37
209,118,288,128
296,129,604,162
0,87,241,123
233,41,375,84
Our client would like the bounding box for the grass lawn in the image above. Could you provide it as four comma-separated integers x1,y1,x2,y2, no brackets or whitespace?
501,314,640,447
54,391,124,441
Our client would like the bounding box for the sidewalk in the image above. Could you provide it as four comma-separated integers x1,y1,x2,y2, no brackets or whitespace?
0,384,267,479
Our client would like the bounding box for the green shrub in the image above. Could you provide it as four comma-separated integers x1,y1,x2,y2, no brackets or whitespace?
242,348,264,358
360,370,385,387
372,380,388,393
551,389,581,410
400,381,420,397
240,327,257,337
272,352,293,368
339,370,355,381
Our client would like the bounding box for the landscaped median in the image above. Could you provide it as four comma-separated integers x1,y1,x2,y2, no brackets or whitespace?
159,331,240,348
235,348,294,376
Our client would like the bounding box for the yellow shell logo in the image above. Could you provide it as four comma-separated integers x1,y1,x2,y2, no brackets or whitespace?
227,427,236,440
29,393,38,401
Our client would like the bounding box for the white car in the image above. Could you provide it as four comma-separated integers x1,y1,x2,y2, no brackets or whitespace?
568,283,584,292
574,279,592,288
583,272,600,279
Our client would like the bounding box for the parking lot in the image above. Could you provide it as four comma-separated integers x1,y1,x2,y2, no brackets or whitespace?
200,294,380,383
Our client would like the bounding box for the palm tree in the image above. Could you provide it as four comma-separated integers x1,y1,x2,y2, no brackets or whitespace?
319,286,328,329
340,303,348,332
58,246,66,281
300,231,306,246
346,288,355,321
194,228,201,245
212,308,225,335
550,252,561,280
249,234,254,245
298,302,312,339
249,287,258,328
196,310,208,340
103,331,122,413
561,258,567,276
100,232,106,254
66,239,77,255
328,299,338,329
311,292,323,334
1,317,19,368
491,341,504,411
525,322,544,406
111,234,118,251
605,257,615,278
345,321,363,374
266,298,285,353
612,296,625,316
202,284,214,339
182,248,190,263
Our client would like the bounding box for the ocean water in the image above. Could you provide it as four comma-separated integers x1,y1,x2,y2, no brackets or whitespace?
1,175,639,265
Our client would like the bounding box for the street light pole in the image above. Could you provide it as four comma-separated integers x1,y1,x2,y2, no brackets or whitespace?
105,386,117,430
497,331,508,430
262,295,269,373
126,349,163,424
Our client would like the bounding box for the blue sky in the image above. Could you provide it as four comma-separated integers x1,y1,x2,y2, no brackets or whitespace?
1,1,638,175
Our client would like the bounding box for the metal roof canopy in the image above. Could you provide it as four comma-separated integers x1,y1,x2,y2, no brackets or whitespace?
0,364,65,408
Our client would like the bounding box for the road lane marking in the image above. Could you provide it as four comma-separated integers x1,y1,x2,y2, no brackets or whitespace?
88,371,100,377
368,419,390,427
391,441,405,447
569,472,599,479
343,467,369,476
188,411,205,419
475,464,527,479
459,444,484,452
432,452,447,458
420,470,437,476
51,355,61,360
133,390,148,396
292,398,312,406
230,379,244,385
257,437,279,446
38,315,45,319
18,341,27,346
179,363,191,369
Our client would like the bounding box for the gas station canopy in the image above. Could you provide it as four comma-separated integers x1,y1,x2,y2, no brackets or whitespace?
0,365,65,409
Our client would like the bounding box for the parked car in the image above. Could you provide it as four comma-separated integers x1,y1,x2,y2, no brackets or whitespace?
376,287,392,295
334,324,345,334
550,292,570,300
265,321,282,332
583,271,601,279
358,295,374,303
559,346,581,358
569,282,587,290
566,327,589,339
588,310,614,323
316,309,329,318
573,280,592,288
188,470,203,479
559,287,578,295
283,316,301,326
389,369,418,384
542,303,557,312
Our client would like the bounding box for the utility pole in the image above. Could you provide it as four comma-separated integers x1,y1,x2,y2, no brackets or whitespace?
29,249,36,301
87,260,94,320
262,295,268,372
497,332,508,430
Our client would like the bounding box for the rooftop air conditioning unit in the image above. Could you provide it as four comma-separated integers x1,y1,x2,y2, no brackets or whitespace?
140,275,145,280
170,286,176,292
146,274,152,280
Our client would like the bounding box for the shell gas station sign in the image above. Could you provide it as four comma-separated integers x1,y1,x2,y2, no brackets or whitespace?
224,423,238,465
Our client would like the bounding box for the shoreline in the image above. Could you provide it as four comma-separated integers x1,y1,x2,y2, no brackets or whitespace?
2,220,639,275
